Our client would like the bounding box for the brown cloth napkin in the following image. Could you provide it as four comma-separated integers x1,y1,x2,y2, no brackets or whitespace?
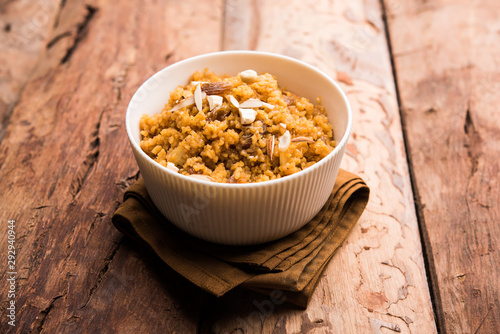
112,169,369,308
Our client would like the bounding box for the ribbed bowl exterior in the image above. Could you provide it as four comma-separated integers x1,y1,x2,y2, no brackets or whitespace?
126,51,352,245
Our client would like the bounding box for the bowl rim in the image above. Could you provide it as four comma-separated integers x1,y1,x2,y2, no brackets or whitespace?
126,50,352,188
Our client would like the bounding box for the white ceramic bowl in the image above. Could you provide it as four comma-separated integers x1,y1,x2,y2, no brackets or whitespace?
126,51,352,245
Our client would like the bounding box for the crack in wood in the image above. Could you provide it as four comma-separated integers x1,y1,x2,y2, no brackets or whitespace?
115,169,140,189
112,67,128,105
463,104,482,222
165,51,175,62
53,0,69,28
463,105,481,178
379,0,444,332
0,146,7,172
369,317,401,333
106,58,134,106
77,242,121,310
271,316,287,334
380,255,414,306
0,95,19,145
371,310,413,332
66,315,81,324
31,294,65,334
387,312,413,326
29,220,56,273
59,214,86,274
473,306,492,334
85,211,105,243
365,18,380,34
60,5,98,64
33,205,51,210
69,107,104,198
300,313,328,333
46,31,72,49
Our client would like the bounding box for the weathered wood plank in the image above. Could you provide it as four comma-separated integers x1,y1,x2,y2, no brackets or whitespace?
0,0,223,332
0,0,60,141
385,0,500,332
201,0,437,332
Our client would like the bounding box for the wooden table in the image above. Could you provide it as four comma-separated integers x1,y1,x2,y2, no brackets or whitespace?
1,0,498,333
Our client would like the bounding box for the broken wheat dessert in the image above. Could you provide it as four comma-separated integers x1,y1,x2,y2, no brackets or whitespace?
139,69,336,183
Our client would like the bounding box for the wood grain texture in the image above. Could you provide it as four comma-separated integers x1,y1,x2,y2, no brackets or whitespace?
385,0,500,333
0,0,222,333
0,0,447,333
0,0,60,141
200,0,437,333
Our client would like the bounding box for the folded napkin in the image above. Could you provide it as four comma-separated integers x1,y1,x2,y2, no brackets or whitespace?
112,169,369,307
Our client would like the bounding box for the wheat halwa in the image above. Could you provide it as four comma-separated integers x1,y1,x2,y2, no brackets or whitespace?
139,69,336,183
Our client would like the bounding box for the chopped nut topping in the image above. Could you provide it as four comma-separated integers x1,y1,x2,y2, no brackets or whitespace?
239,98,263,108
194,84,203,112
167,162,179,172
171,95,195,111
238,69,258,83
278,130,291,152
141,69,336,183
239,108,257,124
188,174,216,182
201,82,231,95
207,95,223,111
261,102,274,109
228,95,240,108
171,90,207,112
191,81,208,86
291,136,315,144
267,135,275,159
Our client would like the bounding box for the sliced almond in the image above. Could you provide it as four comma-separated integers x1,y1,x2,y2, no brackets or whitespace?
280,123,287,129
188,174,216,182
170,92,206,112
291,136,315,144
238,69,258,83
207,95,223,111
166,162,179,172
239,98,263,108
194,84,203,112
267,135,275,159
239,108,257,124
171,95,195,111
278,130,291,152
191,81,208,86
228,95,240,108
261,102,274,110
